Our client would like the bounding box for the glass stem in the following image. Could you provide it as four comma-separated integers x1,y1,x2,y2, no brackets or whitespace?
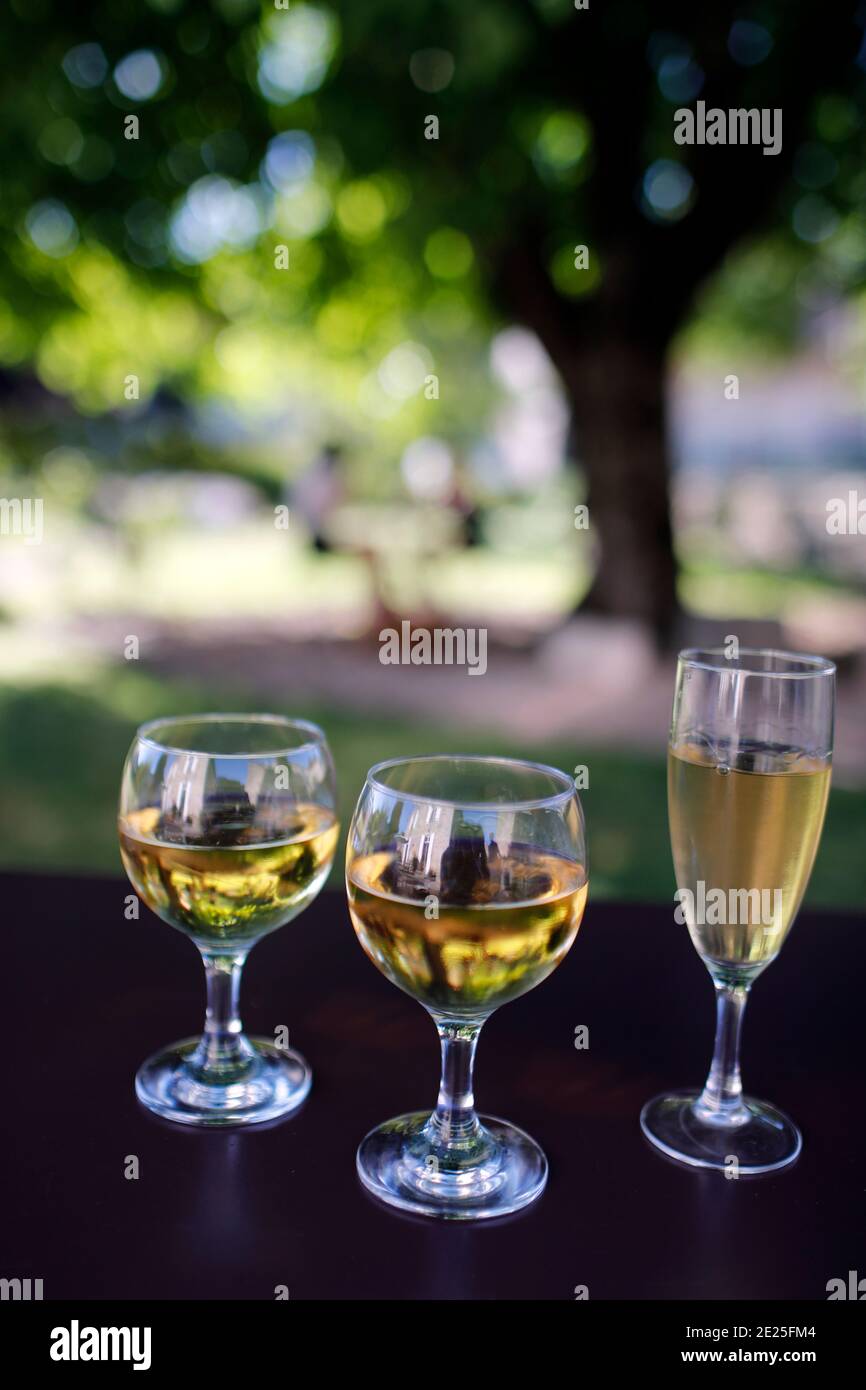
189,951,255,1083
694,981,751,1127
425,1017,488,1164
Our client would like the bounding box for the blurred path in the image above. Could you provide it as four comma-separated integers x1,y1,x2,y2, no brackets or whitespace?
73,616,866,785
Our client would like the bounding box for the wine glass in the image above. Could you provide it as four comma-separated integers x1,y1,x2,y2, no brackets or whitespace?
346,754,588,1219
641,649,835,1173
119,714,337,1126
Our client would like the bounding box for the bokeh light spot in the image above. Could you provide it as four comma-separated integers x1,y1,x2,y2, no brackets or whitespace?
62,43,108,89
38,118,84,167
170,177,266,263
424,227,473,278
257,6,338,104
275,183,331,238
409,48,455,93
549,244,601,298
792,195,839,245
657,53,704,102
316,299,367,353
25,200,79,258
642,160,694,222
263,132,316,192
335,181,387,242
534,111,590,177
728,20,773,67
401,438,454,500
378,342,431,400
114,50,164,101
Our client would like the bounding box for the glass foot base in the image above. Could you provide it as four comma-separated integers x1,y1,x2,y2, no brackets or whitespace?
357,1111,547,1220
135,1037,311,1127
640,1089,802,1174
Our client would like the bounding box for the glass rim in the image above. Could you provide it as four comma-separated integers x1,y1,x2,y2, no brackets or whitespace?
365,753,577,811
134,712,327,759
678,647,836,680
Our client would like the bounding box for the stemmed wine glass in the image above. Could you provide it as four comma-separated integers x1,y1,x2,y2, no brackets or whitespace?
641,649,834,1172
346,754,588,1219
119,714,337,1126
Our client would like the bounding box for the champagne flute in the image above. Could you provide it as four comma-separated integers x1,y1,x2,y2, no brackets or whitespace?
346,754,588,1219
641,649,834,1172
119,714,337,1126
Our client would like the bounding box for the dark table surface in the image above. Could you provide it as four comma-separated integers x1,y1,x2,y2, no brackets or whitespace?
4,871,864,1301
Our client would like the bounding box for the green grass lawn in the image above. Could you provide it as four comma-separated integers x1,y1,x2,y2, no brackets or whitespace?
1,666,864,910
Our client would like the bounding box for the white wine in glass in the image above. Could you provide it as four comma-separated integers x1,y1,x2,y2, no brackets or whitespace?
120,802,338,948
668,741,830,974
347,844,586,1017
642,649,835,1173
347,755,588,1219
119,714,337,1127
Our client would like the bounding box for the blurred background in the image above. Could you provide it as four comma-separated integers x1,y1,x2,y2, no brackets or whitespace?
0,0,864,905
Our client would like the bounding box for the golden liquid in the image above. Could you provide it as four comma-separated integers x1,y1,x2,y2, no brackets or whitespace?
347,846,587,1017
119,803,338,946
668,742,830,975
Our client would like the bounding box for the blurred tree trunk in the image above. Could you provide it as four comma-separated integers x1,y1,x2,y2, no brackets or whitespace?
560,338,677,640
488,6,857,642
494,246,681,641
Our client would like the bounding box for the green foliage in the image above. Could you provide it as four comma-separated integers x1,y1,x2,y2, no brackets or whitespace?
2,0,863,426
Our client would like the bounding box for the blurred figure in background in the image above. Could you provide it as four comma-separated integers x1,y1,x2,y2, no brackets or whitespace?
446,464,483,550
290,444,346,554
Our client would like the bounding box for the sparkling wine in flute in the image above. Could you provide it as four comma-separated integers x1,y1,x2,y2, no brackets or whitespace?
641,648,835,1175
668,739,831,978
347,845,587,1017
120,802,338,946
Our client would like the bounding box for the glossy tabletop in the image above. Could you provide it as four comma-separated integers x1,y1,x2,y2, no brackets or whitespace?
4,872,863,1300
